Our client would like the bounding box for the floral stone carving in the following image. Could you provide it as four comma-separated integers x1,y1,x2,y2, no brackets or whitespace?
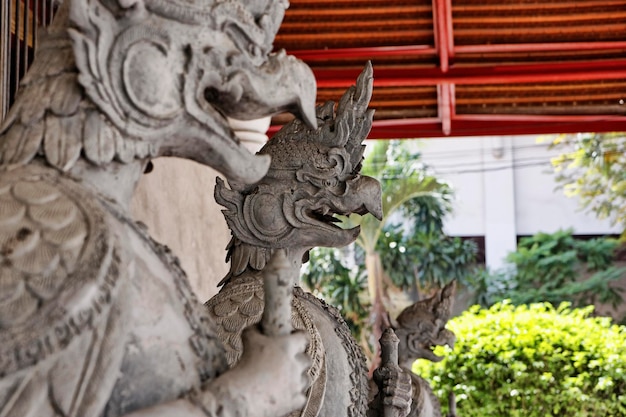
206,64,413,417
0,0,319,415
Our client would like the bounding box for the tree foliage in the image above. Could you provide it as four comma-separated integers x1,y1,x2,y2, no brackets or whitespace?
551,132,626,237
413,302,626,417
351,140,453,254
409,232,478,289
302,247,368,339
347,140,477,293
376,224,477,291
471,229,624,311
303,140,477,358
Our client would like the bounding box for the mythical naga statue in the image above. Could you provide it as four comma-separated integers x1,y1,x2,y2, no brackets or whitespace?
0,0,319,415
394,281,457,417
206,64,413,417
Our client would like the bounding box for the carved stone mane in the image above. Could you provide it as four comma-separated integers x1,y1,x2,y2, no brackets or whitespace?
215,64,378,285
0,0,316,182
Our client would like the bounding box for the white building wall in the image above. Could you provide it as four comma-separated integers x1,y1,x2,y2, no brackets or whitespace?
400,135,621,270
511,135,620,235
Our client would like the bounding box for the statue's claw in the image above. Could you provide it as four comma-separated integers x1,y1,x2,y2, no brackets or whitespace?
370,328,413,417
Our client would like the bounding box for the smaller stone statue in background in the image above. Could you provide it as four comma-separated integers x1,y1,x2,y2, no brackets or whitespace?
393,281,457,417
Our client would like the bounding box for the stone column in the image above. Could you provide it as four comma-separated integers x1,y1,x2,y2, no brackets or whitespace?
131,118,270,301
482,136,518,270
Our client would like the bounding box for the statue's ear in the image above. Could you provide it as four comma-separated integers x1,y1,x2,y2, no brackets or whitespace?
435,280,456,320
69,0,182,138
440,280,456,300
215,177,291,247
118,31,182,120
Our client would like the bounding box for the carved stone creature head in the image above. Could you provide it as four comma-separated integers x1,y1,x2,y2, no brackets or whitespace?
1,0,316,183
216,63,382,282
72,0,318,182
394,281,456,367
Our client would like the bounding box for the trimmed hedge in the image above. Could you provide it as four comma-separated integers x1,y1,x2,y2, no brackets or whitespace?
413,302,626,417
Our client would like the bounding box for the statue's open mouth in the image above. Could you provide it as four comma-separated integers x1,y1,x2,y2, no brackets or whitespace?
300,175,382,242
210,52,317,128
421,331,456,362
417,345,446,363
309,208,346,227
307,203,375,230
185,45,316,184
306,208,362,240
192,50,317,184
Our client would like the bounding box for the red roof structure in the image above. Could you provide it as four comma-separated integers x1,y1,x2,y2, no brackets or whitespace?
2,0,626,139
270,0,626,138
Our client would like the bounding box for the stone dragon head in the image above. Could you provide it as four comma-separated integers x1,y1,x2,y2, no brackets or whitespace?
393,281,457,367
215,63,382,283
0,0,316,183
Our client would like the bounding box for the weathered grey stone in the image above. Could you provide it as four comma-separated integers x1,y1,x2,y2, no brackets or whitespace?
0,0,318,415
130,118,270,301
206,64,413,417
393,281,457,417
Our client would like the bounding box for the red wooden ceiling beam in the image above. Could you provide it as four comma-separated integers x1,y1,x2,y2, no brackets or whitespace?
287,41,626,61
312,59,626,88
433,0,454,72
455,41,626,54
289,45,437,61
431,0,455,135
437,83,454,135
363,115,626,139
269,115,626,139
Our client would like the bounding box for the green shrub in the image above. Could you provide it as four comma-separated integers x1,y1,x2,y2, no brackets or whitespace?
413,302,626,417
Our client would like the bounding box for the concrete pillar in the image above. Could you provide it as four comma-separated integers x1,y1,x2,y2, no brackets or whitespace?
131,117,270,301
482,136,517,270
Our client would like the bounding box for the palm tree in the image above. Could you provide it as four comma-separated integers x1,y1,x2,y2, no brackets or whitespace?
345,140,454,369
303,139,477,368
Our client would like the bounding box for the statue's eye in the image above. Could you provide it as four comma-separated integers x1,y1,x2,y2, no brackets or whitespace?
323,179,338,188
